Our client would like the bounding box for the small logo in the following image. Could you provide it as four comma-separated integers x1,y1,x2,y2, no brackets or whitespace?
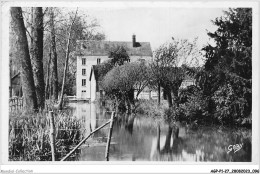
227,143,243,154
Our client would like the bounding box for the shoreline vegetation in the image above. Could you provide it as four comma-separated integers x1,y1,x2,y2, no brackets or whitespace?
9,103,84,161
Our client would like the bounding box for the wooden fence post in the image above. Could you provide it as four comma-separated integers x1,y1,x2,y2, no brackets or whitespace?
105,111,115,161
61,120,111,161
16,98,18,111
49,111,56,161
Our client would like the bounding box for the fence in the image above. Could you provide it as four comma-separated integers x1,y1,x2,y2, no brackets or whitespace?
9,97,23,112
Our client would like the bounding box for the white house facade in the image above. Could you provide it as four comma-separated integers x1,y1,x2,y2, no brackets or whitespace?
76,35,153,101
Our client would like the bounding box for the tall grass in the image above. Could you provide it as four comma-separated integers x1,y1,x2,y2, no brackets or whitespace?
9,109,85,161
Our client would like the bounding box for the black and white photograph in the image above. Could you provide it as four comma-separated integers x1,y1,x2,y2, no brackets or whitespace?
0,1,259,173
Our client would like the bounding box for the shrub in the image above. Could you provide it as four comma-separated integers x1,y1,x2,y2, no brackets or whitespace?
163,104,185,126
135,100,167,121
178,86,212,125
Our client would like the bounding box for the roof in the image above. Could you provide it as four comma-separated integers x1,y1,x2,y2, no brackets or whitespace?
90,65,107,91
76,40,153,57
89,65,106,81
89,65,100,81
11,72,20,81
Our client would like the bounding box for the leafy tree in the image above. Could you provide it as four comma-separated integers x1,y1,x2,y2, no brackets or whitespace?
151,37,201,107
108,46,130,66
102,62,150,113
202,8,252,125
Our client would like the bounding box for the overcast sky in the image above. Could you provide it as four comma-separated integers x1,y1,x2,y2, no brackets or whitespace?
83,7,226,50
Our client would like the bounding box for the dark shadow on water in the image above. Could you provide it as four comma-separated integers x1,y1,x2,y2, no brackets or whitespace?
152,125,251,162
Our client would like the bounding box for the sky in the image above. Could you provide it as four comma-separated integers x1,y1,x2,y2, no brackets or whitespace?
83,7,226,50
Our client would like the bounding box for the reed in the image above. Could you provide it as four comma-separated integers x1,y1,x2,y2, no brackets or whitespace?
9,109,85,161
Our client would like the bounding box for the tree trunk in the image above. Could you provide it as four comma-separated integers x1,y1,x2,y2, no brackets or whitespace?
10,7,38,111
165,88,173,107
57,9,78,110
45,46,52,100
50,9,58,100
172,89,179,107
9,61,12,97
156,124,160,151
158,83,161,105
30,7,45,109
125,113,135,134
163,125,173,152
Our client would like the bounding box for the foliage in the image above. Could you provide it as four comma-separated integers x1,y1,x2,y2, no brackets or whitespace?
94,59,114,80
102,62,150,98
178,86,212,125
180,8,252,126
163,105,185,126
102,62,150,113
135,100,167,121
108,46,130,66
201,8,252,125
150,37,201,107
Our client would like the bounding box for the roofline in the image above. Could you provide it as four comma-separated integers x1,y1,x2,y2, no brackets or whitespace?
11,72,20,80
89,66,94,81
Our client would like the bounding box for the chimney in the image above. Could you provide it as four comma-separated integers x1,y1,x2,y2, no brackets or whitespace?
132,34,136,47
97,58,101,65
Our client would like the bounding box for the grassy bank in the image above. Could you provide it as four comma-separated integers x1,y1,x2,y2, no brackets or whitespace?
134,99,252,129
9,109,85,161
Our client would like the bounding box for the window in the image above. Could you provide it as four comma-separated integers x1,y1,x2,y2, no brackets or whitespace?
97,58,101,64
82,79,86,86
82,58,86,65
82,69,86,75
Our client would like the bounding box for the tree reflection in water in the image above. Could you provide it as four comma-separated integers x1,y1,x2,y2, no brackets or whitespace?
151,125,251,162
69,103,251,162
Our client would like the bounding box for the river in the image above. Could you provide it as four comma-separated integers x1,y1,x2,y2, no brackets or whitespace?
68,102,251,162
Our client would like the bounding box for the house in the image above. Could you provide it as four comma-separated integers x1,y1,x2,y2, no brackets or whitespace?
180,79,196,89
76,35,153,101
10,72,22,97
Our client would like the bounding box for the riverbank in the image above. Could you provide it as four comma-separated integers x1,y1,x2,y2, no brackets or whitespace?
134,99,252,129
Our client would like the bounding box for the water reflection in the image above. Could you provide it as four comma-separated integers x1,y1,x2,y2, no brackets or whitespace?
68,103,251,162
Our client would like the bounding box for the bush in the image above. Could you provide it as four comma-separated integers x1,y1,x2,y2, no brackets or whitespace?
163,104,185,126
135,100,167,121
